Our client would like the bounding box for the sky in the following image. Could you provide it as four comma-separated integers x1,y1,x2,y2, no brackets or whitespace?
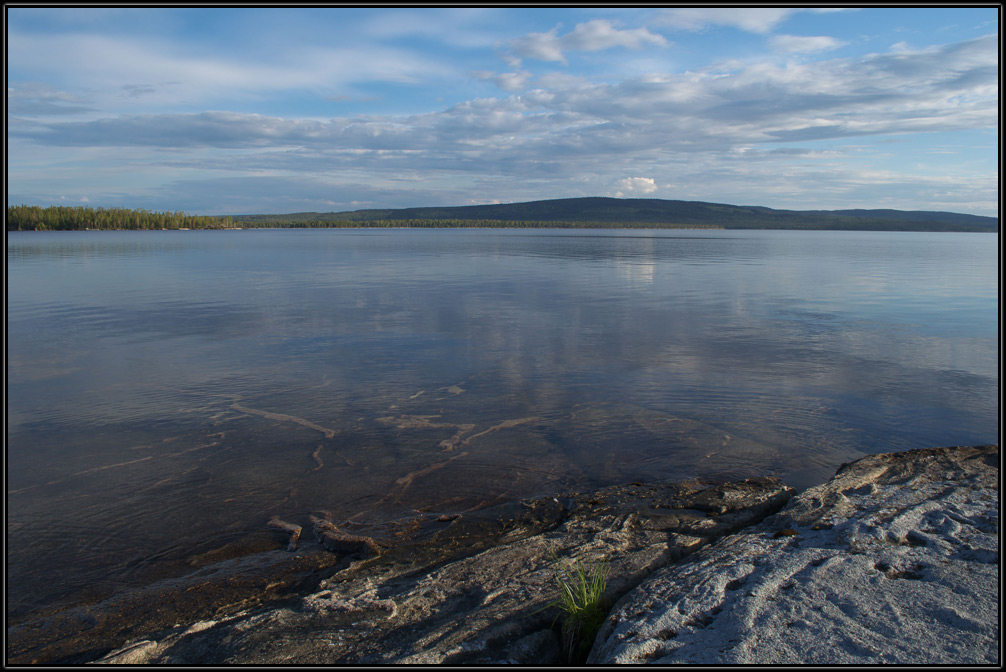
5,6,1000,216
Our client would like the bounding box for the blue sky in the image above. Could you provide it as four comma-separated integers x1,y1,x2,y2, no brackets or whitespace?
6,7,1000,216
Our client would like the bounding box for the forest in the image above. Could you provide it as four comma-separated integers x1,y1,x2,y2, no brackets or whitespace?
6,205,236,231
5,206,718,231
6,198,998,232
231,196,1000,232
232,218,723,229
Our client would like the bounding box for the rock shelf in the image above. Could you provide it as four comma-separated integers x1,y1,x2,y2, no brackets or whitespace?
590,445,999,665
5,445,997,665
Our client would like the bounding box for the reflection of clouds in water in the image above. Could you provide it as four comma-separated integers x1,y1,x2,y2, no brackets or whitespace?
650,301,997,395
615,258,655,285
614,235,656,285
8,229,998,450
7,229,999,628
831,329,996,379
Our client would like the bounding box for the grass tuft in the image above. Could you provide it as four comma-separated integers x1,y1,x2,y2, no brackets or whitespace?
542,554,610,663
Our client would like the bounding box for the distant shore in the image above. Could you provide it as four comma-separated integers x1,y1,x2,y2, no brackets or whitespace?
8,198,998,232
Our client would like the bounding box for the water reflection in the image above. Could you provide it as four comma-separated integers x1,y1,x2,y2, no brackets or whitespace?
5,229,999,623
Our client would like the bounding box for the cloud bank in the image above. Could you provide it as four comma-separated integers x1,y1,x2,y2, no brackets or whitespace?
6,9,999,215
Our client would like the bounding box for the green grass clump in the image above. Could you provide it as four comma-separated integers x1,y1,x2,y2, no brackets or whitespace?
542,554,611,663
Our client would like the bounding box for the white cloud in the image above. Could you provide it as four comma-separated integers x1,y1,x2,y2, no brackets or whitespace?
5,30,456,111
7,83,95,115
507,19,666,65
356,8,501,49
655,8,855,35
562,19,667,52
655,8,797,34
6,14,997,217
492,71,535,92
13,34,997,165
770,35,847,54
508,27,566,63
615,177,658,197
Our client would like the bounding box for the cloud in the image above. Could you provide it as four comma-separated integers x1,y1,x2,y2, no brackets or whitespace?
508,28,567,63
11,33,997,174
7,26,997,217
614,177,658,197
70,174,501,215
474,70,534,92
563,19,668,52
655,8,798,34
507,19,666,65
8,111,323,148
5,29,456,110
355,7,501,49
655,8,854,34
770,35,847,54
122,84,158,98
7,83,95,116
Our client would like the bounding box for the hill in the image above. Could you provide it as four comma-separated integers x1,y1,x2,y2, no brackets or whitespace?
232,197,998,232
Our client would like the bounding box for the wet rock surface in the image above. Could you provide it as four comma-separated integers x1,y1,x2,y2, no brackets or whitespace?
7,445,996,665
11,475,792,665
589,445,999,665
5,548,346,665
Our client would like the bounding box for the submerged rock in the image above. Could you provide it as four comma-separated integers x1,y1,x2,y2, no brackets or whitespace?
90,477,794,665
589,445,999,665
11,446,996,666
309,514,382,558
267,518,303,552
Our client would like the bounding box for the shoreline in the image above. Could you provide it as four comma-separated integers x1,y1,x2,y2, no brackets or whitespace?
8,226,1000,233
6,445,999,665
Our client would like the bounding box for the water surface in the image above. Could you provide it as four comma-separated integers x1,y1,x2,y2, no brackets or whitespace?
6,228,999,621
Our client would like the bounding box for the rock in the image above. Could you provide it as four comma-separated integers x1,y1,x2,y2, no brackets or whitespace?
90,477,794,665
267,518,303,552
19,446,996,666
589,445,999,665
94,640,159,665
6,550,346,665
309,514,381,558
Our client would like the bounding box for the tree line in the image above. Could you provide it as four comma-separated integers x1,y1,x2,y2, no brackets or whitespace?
232,196,998,232
8,203,993,233
253,218,723,229
7,206,724,231
6,205,236,231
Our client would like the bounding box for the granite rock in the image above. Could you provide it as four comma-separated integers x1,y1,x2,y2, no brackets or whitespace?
588,445,999,665
93,477,794,665
19,446,996,665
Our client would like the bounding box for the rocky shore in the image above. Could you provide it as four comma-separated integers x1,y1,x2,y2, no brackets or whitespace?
590,444,999,665
6,445,998,665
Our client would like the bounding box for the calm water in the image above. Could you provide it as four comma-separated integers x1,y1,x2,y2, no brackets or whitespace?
6,228,999,621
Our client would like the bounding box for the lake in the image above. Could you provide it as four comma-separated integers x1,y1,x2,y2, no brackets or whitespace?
5,228,999,623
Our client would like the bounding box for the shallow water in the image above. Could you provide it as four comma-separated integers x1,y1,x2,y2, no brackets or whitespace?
5,228,999,621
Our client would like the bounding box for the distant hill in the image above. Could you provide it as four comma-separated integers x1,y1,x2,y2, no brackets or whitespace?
806,208,997,229
232,197,998,232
